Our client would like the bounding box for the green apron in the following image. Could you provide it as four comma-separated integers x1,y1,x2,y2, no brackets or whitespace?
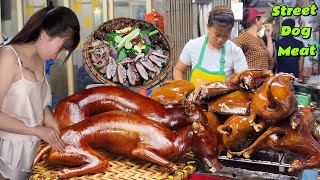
190,35,227,88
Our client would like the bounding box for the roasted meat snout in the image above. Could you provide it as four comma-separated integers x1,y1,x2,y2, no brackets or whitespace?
53,86,207,131
249,73,298,129
217,115,267,158
33,111,221,179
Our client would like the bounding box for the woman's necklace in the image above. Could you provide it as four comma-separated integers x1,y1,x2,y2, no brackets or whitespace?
20,61,35,74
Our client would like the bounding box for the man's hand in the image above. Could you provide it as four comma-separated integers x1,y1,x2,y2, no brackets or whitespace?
264,23,273,38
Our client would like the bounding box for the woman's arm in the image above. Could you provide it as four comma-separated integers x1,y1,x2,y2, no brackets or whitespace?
173,60,190,80
0,111,64,152
43,106,60,132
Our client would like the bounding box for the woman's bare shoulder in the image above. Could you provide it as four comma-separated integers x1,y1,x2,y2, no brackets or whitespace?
0,47,19,67
0,47,20,79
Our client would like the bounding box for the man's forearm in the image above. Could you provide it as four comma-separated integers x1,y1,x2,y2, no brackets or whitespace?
267,37,274,57
299,57,304,76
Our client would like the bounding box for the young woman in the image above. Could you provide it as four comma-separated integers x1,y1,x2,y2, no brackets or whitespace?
0,5,80,180
173,6,248,88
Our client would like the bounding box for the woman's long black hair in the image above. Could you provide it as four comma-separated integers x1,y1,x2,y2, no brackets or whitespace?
8,4,80,61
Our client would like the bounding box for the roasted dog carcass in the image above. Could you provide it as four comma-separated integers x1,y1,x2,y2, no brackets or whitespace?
34,111,221,179
234,105,320,172
54,86,207,131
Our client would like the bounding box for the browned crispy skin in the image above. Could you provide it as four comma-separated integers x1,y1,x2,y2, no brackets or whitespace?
234,106,320,172
249,73,297,128
204,111,225,153
34,111,220,179
217,115,267,158
191,82,238,103
53,86,207,131
208,90,254,116
230,69,273,91
192,69,272,104
150,80,195,106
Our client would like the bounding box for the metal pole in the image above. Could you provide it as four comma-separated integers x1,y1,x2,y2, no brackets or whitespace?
17,0,23,31
64,0,75,95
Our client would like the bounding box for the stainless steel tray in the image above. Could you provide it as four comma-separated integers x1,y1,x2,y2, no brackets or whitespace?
197,150,319,180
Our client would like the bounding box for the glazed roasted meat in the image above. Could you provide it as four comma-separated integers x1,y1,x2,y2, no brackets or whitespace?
42,68,320,175
230,69,273,91
204,111,225,153
34,111,221,179
217,115,267,158
249,73,298,129
208,90,254,116
191,82,237,102
149,80,195,106
234,106,320,172
311,122,320,143
53,86,207,131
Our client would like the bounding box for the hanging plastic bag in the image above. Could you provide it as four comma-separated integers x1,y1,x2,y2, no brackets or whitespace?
145,9,164,32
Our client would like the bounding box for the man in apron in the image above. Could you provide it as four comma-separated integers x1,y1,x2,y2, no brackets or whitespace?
173,6,248,88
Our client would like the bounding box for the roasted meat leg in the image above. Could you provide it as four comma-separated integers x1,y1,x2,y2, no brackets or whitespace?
191,82,237,103
234,106,320,172
53,86,207,131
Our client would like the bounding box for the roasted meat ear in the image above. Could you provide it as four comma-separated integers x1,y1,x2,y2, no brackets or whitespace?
149,80,195,106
